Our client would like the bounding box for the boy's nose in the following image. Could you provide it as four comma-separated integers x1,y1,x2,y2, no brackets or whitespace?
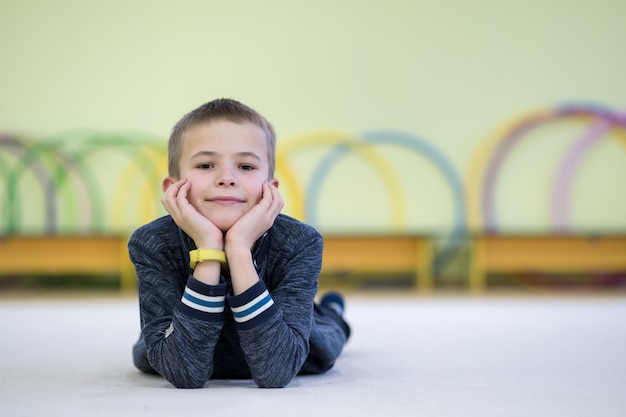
218,178,236,186
216,171,237,186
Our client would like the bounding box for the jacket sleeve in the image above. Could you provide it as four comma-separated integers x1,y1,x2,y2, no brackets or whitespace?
129,226,226,389
227,232,321,388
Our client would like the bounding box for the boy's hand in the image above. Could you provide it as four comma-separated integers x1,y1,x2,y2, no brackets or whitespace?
161,179,223,249
226,182,283,251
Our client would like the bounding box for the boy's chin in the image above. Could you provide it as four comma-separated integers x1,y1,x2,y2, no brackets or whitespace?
210,218,238,233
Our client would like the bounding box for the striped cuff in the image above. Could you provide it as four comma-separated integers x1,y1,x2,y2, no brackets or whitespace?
228,281,278,330
176,276,227,321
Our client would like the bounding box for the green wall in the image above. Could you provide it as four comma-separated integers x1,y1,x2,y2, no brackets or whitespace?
1,0,625,236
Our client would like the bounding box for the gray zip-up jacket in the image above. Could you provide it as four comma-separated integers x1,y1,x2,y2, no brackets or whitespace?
129,214,348,389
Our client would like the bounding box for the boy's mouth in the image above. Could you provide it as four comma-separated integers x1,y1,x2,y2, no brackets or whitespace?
207,196,245,205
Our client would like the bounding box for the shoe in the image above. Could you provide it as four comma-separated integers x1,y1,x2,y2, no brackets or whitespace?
320,292,345,316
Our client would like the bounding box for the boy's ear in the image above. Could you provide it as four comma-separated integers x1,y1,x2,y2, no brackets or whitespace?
162,176,177,192
269,178,279,188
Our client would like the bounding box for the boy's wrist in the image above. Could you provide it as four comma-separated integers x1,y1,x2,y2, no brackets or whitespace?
191,258,222,286
194,236,224,250
224,240,253,259
189,248,227,269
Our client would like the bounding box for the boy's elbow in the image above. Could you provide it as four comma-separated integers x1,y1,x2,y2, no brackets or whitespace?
255,373,295,389
254,349,307,388
162,367,208,389
171,377,207,389
149,356,209,389
257,380,290,389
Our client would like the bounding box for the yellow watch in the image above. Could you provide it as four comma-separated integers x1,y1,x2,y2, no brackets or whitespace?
189,249,227,269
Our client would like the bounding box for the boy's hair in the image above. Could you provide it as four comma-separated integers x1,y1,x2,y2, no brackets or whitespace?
168,98,276,179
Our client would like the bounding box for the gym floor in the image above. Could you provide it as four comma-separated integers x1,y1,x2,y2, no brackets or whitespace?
1,290,625,417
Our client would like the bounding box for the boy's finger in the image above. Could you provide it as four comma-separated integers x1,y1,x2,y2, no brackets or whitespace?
266,182,280,200
163,179,184,201
267,183,283,212
175,180,191,205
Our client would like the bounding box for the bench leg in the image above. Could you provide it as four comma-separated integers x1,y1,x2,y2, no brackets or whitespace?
469,237,486,293
416,239,434,293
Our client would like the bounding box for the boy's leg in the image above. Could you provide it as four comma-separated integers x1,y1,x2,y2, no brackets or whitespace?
319,292,351,339
300,293,351,374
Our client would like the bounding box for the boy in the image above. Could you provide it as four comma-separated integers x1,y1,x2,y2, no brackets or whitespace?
129,98,350,389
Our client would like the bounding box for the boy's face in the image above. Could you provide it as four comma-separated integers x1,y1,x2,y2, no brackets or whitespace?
167,119,278,232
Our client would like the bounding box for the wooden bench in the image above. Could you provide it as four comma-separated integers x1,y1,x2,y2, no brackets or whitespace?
0,234,435,293
469,234,626,292
0,235,135,292
320,235,434,292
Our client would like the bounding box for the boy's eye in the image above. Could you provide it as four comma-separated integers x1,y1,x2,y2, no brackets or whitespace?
197,163,213,169
240,164,255,171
